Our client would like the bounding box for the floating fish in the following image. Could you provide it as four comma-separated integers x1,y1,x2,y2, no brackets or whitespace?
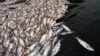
74,36,95,51
62,24,71,32
60,31,74,35
52,40,62,56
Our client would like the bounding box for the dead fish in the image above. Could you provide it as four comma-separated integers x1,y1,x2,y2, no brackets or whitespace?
52,36,58,47
49,19,54,26
40,34,47,43
74,36,95,51
54,22,63,26
19,38,25,46
56,28,63,35
25,27,32,32
60,31,74,35
30,30,34,37
48,29,53,39
29,47,40,56
62,24,71,32
6,39,10,47
9,43,14,50
29,42,38,51
17,46,23,56
14,30,18,36
43,18,47,25
52,40,62,56
50,21,56,27
57,14,64,19
43,46,51,56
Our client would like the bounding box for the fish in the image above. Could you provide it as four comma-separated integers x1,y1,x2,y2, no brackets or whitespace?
29,47,40,56
50,21,56,27
52,40,62,56
14,30,18,36
6,39,10,47
60,31,74,35
19,38,25,46
17,46,23,56
48,29,53,39
52,36,58,47
30,30,34,37
9,43,14,49
29,42,38,51
43,46,51,56
62,24,71,32
56,28,63,35
40,34,47,43
74,36,95,51
54,22,63,26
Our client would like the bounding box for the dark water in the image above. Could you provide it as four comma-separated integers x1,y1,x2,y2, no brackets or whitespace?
56,0,100,56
